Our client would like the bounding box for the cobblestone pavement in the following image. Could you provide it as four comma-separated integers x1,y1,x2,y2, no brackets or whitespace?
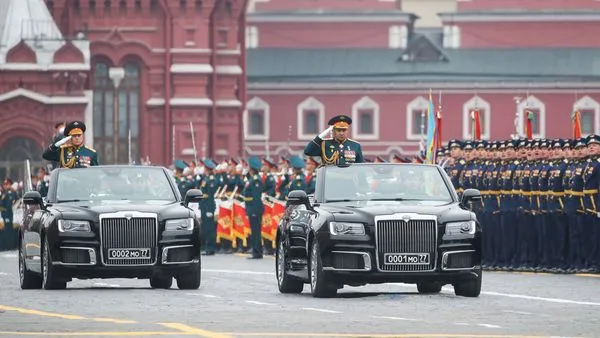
0,250,598,338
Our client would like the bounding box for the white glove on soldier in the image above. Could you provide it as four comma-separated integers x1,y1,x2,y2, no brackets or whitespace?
318,126,333,139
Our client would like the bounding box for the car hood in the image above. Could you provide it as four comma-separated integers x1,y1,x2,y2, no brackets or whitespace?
51,200,193,222
318,200,472,224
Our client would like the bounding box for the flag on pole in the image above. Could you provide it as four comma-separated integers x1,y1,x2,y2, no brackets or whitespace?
525,110,534,139
471,109,481,140
424,90,437,164
572,109,582,139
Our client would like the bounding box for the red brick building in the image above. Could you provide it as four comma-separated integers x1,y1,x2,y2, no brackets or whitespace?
245,0,600,159
0,0,247,178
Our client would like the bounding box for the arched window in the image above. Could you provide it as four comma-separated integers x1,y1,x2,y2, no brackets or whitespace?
92,61,141,164
0,137,43,180
297,97,325,140
118,62,141,164
352,96,379,140
462,96,491,140
244,97,269,140
406,96,429,140
92,61,113,164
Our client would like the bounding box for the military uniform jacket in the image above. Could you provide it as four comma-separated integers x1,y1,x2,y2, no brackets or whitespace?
304,136,364,165
242,174,264,217
42,144,99,169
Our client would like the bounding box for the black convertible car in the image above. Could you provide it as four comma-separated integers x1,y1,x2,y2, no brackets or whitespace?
18,165,203,290
275,163,482,298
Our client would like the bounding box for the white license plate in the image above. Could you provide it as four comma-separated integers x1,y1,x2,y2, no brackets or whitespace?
384,253,430,265
108,248,151,259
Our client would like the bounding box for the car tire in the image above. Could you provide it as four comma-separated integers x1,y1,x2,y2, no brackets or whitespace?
176,261,201,290
309,238,337,298
276,238,303,294
150,274,173,289
41,236,66,290
453,268,482,297
19,238,41,289
417,282,442,294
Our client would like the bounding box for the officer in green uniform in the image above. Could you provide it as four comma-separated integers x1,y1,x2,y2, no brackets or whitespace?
287,155,306,194
42,121,99,169
243,156,265,259
304,114,364,165
0,179,18,250
200,159,220,256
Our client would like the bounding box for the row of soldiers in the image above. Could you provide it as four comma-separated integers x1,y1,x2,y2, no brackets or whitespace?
441,135,600,273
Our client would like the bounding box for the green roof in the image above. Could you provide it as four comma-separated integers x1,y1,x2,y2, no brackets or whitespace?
247,48,600,84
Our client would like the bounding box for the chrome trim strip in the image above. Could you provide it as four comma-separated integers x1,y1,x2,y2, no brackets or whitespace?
374,213,438,273
56,246,96,266
441,250,476,271
162,245,195,265
323,250,371,272
99,211,158,267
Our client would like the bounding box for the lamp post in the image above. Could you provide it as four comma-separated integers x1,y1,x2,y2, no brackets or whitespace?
108,67,124,164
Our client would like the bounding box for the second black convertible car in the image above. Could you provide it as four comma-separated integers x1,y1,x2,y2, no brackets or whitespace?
18,166,203,290
276,163,482,298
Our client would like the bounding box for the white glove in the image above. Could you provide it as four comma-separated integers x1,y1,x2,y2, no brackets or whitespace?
54,135,72,147
318,126,333,139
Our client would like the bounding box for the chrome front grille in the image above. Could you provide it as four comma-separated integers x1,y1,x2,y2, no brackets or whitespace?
374,215,437,272
99,212,158,266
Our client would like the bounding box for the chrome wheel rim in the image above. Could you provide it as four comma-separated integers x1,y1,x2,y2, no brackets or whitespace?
276,241,284,285
42,242,48,287
19,245,25,285
310,242,317,291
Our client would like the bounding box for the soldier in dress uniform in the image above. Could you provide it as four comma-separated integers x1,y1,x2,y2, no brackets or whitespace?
304,114,364,165
582,134,600,271
287,155,306,194
566,138,586,272
200,159,220,256
42,121,99,169
305,157,319,195
0,178,18,249
262,158,278,198
242,156,265,259
547,139,569,272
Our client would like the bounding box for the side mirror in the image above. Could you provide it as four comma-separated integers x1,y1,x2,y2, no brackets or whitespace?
287,190,309,207
184,189,204,205
23,191,44,209
461,188,482,207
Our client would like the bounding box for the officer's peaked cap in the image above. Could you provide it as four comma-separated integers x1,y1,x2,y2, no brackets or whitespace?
289,155,305,169
248,156,263,171
586,134,600,145
203,159,217,170
328,115,352,129
64,121,86,136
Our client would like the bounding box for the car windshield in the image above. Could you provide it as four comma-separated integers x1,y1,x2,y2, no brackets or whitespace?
323,164,452,203
55,167,177,202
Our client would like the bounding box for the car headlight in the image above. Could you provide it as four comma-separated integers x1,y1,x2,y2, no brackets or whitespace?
58,220,91,232
165,218,194,231
445,220,476,236
329,222,365,236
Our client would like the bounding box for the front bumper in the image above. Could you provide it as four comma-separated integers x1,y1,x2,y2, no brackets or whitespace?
50,233,200,278
320,242,480,284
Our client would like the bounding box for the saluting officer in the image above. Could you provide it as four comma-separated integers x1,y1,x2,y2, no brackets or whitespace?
42,121,99,169
304,115,364,165
242,156,265,259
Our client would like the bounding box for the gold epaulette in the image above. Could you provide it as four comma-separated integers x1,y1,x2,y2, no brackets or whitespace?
86,146,96,153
